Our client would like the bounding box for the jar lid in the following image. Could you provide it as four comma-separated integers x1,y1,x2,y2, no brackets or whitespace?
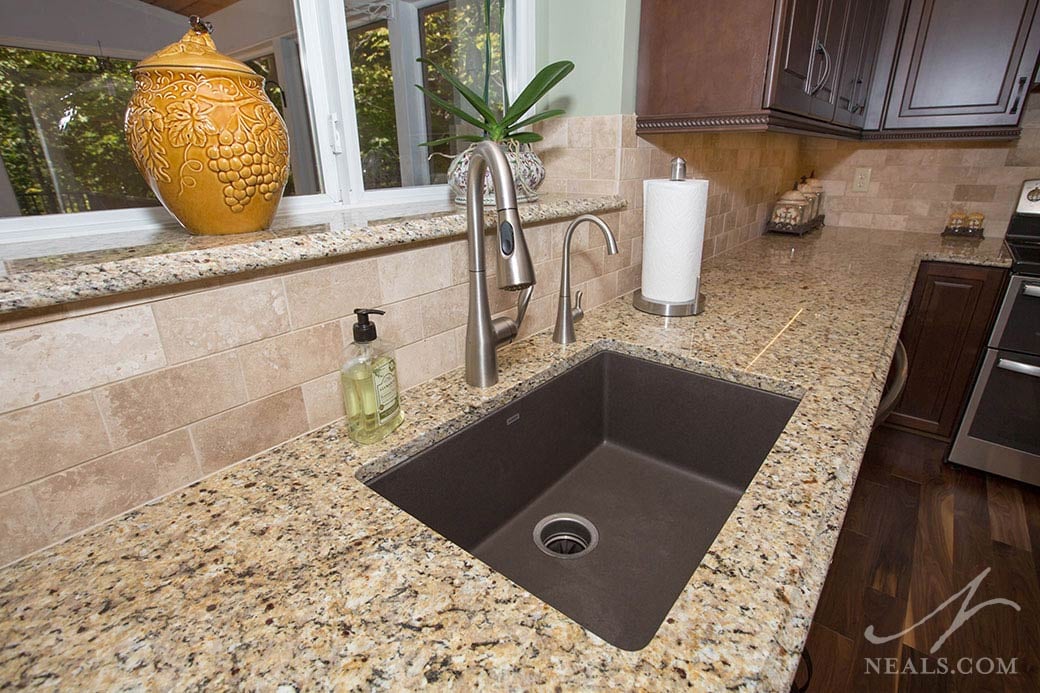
134,16,256,76
779,189,808,203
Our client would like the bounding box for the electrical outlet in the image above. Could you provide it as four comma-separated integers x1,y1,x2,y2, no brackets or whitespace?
851,167,872,193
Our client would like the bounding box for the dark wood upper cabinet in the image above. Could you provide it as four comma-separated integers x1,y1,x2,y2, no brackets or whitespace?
887,262,1007,440
834,0,887,127
881,0,1040,131
770,0,825,117
637,0,1040,140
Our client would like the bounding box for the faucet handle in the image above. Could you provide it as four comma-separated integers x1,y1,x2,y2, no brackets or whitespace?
572,290,585,322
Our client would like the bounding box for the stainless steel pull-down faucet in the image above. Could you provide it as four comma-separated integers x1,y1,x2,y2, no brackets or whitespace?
552,214,619,345
463,141,536,387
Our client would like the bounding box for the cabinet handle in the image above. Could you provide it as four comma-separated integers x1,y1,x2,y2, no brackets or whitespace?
1010,76,1028,115
1024,283,1040,298
848,78,864,113
997,358,1040,378
810,41,832,95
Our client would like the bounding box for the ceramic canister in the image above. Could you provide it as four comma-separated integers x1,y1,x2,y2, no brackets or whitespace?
125,17,290,235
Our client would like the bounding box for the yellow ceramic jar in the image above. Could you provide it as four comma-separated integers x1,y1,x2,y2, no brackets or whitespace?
125,17,290,235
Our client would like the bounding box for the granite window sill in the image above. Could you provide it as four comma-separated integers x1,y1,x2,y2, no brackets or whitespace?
0,194,625,314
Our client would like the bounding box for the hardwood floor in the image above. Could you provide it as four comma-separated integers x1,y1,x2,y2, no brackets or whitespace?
793,427,1040,692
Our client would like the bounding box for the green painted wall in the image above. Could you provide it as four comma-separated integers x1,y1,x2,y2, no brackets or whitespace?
535,0,640,116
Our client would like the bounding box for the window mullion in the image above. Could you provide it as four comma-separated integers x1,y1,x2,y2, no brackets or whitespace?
293,0,364,205
387,1,432,188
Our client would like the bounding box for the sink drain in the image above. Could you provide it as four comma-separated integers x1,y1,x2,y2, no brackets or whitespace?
533,513,599,559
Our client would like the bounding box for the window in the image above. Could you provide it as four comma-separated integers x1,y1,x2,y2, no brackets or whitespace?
0,0,531,243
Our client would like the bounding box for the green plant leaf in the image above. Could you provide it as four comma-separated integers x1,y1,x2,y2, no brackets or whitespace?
419,134,485,148
417,57,500,128
414,84,488,133
506,108,565,133
501,61,574,127
505,131,543,144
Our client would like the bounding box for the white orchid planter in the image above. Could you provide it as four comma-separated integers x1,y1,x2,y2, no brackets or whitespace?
446,141,546,205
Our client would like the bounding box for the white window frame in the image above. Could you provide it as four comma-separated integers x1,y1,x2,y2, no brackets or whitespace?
0,0,534,245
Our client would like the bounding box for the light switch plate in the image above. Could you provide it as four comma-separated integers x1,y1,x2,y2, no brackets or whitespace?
851,167,871,193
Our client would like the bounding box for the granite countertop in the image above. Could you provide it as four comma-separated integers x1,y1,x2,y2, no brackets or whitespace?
0,194,625,314
0,227,1010,690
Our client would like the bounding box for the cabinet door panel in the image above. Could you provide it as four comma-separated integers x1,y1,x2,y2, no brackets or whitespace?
834,0,887,127
884,0,1040,128
770,0,825,115
809,0,853,119
888,263,1006,439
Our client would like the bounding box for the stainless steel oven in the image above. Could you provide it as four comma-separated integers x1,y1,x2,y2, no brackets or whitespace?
949,205,1040,484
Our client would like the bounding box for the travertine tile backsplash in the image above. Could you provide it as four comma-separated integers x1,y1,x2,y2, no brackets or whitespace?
0,206,634,565
801,99,1040,237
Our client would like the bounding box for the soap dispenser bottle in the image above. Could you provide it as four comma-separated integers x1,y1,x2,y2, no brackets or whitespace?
342,308,403,444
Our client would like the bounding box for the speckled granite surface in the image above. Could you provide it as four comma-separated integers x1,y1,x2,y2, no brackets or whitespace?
0,194,624,314
0,227,1010,690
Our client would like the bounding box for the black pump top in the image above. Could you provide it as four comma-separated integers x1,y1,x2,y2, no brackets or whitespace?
352,308,384,343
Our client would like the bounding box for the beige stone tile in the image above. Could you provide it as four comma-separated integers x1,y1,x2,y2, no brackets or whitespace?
0,393,112,491
952,184,997,202
0,305,166,413
361,295,423,348
589,115,621,149
396,330,461,391
580,271,619,309
541,148,592,180
618,179,644,209
420,284,468,338
237,322,342,400
621,115,638,149
567,179,618,196
190,388,309,474
566,117,592,148
515,294,555,340
618,263,642,295
377,243,453,304
872,214,908,231
282,258,382,329
591,148,619,179
152,278,289,364
533,116,567,148
301,372,344,429
31,429,200,541
95,351,247,449
0,488,48,567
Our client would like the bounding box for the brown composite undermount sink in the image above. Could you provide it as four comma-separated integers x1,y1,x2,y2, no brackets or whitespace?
364,351,799,650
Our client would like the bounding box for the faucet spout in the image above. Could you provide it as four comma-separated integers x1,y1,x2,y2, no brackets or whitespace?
464,141,537,387
552,214,619,345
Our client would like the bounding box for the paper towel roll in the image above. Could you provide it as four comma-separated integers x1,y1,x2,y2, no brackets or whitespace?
641,178,709,303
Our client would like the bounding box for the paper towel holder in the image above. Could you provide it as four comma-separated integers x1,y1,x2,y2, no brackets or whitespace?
632,282,705,317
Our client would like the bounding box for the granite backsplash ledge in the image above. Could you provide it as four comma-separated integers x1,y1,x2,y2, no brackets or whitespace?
0,194,625,314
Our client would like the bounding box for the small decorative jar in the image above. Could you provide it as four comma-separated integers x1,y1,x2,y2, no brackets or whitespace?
125,17,290,235
797,175,824,221
767,189,813,234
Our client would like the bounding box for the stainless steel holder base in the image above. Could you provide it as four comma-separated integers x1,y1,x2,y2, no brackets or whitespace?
632,286,705,317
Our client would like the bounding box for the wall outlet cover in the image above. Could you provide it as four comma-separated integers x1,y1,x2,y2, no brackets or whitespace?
852,167,872,193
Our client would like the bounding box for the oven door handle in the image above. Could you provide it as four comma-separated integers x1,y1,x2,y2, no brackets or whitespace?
1024,283,1040,298
997,358,1040,378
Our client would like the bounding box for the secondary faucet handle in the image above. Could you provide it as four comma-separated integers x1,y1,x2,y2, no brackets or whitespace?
573,290,584,322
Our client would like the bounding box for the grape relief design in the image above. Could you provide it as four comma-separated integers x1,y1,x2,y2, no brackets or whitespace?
125,69,289,214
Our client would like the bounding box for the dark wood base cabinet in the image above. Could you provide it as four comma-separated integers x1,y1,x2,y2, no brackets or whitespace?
637,0,1040,141
886,262,1007,440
